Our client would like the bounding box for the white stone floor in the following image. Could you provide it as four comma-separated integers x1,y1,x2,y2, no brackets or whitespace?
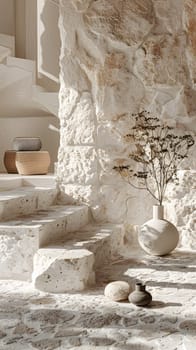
0,248,196,350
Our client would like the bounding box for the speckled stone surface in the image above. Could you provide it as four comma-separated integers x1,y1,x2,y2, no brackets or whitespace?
0,248,195,350
32,223,124,292
0,205,89,280
0,186,58,221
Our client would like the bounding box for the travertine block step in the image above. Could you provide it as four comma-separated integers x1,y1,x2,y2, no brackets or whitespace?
32,224,124,293
0,174,56,190
58,223,124,269
0,205,89,280
0,186,58,221
33,249,95,293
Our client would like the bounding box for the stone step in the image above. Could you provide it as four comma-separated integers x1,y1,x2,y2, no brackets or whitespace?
33,248,95,293
0,205,89,280
0,33,15,56
0,45,11,63
0,174,22,190
0,186,58,221
32,224,124,293
0,64,32,91
7,57,36,84
0,65,52,118
57,223,124,269
32,90,59,117
0,174,56,190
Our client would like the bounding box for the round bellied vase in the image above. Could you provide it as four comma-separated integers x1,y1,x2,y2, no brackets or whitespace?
138,205,179,256
128,283,152,307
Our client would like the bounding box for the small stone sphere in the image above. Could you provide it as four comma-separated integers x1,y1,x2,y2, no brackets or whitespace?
104,281,131,301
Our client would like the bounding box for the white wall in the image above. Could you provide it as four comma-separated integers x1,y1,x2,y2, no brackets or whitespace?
0,116,59,173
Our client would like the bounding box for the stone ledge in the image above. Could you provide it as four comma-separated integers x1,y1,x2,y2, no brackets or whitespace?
0,186,58,221
0,205,89,246
66,223,124,268
0,173,56,190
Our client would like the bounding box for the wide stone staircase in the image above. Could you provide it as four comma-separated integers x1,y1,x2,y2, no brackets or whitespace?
0,33,124,293
0,177,124,293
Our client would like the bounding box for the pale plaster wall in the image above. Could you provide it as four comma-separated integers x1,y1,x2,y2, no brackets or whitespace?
0,0,15,35
15,0,37,60
51,1,196,247
25,0,37,60
15,0,25,58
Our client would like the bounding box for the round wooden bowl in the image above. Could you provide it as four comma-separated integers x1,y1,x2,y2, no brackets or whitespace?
15,151,51,175
4,150,18,173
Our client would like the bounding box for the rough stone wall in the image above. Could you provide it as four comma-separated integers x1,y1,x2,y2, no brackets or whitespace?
165,170,196,250
57,0,196,246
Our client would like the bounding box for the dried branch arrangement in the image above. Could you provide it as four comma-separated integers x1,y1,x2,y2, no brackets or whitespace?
114,111,194,205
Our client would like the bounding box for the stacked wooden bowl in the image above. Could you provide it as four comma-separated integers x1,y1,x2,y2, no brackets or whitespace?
4,137,50,175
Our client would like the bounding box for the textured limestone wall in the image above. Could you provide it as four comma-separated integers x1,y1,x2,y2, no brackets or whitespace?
57,0,196,245
165,170,196,250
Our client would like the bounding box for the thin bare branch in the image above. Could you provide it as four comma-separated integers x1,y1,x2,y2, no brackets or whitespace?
113,111,195,205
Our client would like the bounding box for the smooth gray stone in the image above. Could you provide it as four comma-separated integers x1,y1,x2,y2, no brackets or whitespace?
12,137,42,151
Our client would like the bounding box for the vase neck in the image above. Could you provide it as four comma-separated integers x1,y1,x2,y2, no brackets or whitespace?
153,205,164,220
135,283,146,291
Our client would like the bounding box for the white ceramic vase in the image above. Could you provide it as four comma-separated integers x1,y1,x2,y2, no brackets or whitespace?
138,205,179,256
